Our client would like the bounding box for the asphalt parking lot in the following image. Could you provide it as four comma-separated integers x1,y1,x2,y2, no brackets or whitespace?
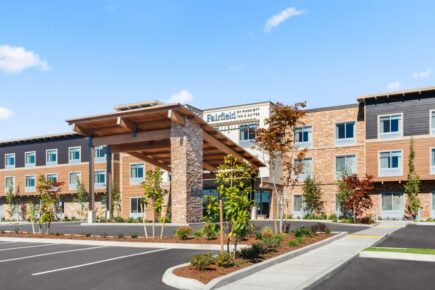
0,240,209,290
316,225,435,290
0,220,369,237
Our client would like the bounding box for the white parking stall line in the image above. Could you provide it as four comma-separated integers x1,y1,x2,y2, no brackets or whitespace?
0,242,19,246
32,248,170,276
0,246,107,263
0,244,56,252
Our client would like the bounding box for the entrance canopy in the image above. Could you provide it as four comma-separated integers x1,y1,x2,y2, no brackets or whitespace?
66,103,264,172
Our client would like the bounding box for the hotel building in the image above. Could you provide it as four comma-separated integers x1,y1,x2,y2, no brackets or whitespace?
1,86,435,222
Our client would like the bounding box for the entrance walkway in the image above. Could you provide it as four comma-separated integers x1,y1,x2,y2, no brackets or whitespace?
217,222,407,290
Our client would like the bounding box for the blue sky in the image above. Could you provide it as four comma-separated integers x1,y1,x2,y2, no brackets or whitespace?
1,0,434,140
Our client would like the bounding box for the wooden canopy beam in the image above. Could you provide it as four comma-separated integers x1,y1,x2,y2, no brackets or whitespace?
93,129,171,147
117,117,138,132
73,124,94,136
168,110,185,126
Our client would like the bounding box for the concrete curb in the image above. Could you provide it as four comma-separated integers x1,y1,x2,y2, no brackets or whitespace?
415,222,435,226
360,251,435,262
162,232,347,290
260,219,375,227
0,236,231,250
80,222,191,227
301,230,392,290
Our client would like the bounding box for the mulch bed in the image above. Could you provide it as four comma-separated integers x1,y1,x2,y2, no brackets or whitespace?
174,233,333,284
0,231,257,245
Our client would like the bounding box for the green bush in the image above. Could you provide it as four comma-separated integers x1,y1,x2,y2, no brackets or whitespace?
85,232,92,237
101,232,108,238
13,227,20,234
292,227,313,238
175,226,193,240
261,226,273,239
114,216,125,223
193,230,202,238
215,253,234,268
255,231,262,240
325,227,331,234
239,242,264,260
131,233,138,239
263,233,283,249
310,223,327,234
190,253,214,271
202,223,219,240
288,236,304,247
55,232,63,236
117,233,124,239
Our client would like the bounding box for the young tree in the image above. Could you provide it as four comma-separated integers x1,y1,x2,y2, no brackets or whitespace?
141,168,168,239
28,201,39,235
337,174,374,223
6,184,18,222
302,177,325,217
216,155,255,255
73,179,88,220
255,102,306,232
404,138,422,220
36,175,63,234
101,182,121,218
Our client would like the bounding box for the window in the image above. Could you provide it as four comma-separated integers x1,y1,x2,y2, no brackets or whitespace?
431,110,435,136
46,174,58,183
294,126,312,148
69,147,81,163
335,122,355,145
25,176,36,192
5,176,14,192
431,148,435,175
130,163,145,185
382,193,403,211
46,149,58,165
336,155,356,178
379,150,403,177
95,146,106,163
294,157,313,180
239,124,257,146
130,197,144,214
5,153,15,169
94,170,106,189
379,114,402,139
25,151,36,167
69,172,81,190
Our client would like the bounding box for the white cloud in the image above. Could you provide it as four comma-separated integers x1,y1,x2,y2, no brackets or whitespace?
413,69,431,79
0,44,50,74
264,7,303,32
168,90,194,104
387,81,401,91
0,107,13,120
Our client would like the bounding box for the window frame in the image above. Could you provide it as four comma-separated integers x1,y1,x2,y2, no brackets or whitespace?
46,149,58,166
430,109,435,136
335,154,357,179
5,153,16,169
239,123,258,147
430,147,435,175
5,176,15,192
68,146,81,164
335,121,356,146
294,125,313,148
130,197,144,217
378,149,403,177
46,173,58,183
95,146,106,163
130,163,145,185
381,192,404,212
94,170,106,189
25,175,36,193
377,113,403,140
294,157,313,181
25,151,36,167
69,171,81,190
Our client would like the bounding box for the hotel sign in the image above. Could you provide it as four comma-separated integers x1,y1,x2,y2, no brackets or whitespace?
205,107,261,123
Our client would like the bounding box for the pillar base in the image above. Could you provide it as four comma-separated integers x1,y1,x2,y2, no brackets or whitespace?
87,210,96,224
105,211,112,220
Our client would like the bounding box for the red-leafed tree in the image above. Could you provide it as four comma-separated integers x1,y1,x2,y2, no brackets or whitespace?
337,174,374,223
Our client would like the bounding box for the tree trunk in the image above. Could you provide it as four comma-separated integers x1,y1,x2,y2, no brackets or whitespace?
152,208,156,239
219,194,224,253
141,203,148,239
160,204,167,239
31,219,35,235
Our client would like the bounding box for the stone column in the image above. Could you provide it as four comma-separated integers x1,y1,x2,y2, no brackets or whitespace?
170,118,203,224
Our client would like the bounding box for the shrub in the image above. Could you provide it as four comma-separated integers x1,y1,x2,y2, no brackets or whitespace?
131,233,138,239
239,242,264,261
288,236,304,247
101,232,108,238
202,223,219,240
193,230,202,238
13,227,20,234
117,233,124,239
263,233,283,249
55,232,63,236
190,253,214,271
310,222,327,234
325,227,331,234
261,226,273,239
292,227,313,238
215,252,234,268
85,232,92,237
255,231,262,240
0,229,5,234
175,226,193,240
247,223,259,237
114,216,125,223
128,217,135,223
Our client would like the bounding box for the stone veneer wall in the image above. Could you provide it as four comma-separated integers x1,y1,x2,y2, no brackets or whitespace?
170,118,203,223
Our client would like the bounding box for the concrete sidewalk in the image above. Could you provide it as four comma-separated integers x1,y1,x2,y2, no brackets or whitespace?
217,222,407,290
